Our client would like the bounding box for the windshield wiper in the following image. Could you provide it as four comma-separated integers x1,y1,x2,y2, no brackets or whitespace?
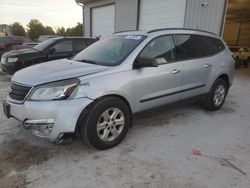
78,59,97,65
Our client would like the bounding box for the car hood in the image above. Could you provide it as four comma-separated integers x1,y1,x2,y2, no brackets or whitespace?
3,48,38,57
12,59,108,86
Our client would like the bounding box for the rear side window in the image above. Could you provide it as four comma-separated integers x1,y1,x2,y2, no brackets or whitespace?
53,40,73,52
74,40,88,52
202,36,225,56
175,35,206,60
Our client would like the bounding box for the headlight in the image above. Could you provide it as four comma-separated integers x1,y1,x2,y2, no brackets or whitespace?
7,57,18,63
28,79,80,101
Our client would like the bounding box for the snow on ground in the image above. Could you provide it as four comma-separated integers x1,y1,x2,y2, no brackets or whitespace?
0,68,250,188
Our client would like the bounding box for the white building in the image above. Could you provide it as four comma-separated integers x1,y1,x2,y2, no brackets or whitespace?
76,0,250,47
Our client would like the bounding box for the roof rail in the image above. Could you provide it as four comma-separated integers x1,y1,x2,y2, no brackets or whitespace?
147,28,217,35
113,30,142,34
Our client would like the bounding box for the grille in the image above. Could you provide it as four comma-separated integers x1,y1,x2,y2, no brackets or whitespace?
9,82,32,101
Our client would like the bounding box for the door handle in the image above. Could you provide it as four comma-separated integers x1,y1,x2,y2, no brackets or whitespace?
205,64,212,68
172,69,181,74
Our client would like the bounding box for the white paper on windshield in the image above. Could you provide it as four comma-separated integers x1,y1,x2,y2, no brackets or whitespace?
156,58,167,64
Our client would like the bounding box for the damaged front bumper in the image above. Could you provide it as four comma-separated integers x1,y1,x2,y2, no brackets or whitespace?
4,97,93,142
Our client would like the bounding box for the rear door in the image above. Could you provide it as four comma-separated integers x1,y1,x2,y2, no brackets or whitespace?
174,34,212,99
133,35,183,112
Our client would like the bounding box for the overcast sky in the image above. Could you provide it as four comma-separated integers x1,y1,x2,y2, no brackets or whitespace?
0,0,82,29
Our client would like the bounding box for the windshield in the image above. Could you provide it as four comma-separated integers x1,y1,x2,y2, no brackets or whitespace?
73,35,146,66
33,38,57,51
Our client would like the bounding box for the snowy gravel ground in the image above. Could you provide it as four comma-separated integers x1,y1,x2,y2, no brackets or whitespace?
0,68,250,188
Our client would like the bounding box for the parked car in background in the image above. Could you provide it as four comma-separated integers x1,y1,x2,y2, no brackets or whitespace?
0,36,32,57
12,42,39,51
230,46,250,68
1,37,97,74
11,35,62,51
10,35,62,51
3,29,235,150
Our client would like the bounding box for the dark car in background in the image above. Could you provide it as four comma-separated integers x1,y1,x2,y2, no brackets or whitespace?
1,37,97,74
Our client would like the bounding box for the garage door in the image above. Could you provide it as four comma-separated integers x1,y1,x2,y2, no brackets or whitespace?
91,4,115,38
139,0,186,30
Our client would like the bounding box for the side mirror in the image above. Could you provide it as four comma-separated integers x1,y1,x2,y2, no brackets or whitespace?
49,47,56,54
134,56,158,68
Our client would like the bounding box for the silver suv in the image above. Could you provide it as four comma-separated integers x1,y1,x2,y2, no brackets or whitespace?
3,29,235,150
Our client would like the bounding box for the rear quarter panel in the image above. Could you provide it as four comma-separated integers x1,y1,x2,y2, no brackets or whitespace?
206,47,235,92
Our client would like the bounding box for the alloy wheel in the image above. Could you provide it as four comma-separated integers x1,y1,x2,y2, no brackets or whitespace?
213,85,226,106
96,108,125,142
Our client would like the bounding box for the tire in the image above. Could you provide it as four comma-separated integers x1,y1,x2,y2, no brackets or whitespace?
78,97,131,150
203,78,228,111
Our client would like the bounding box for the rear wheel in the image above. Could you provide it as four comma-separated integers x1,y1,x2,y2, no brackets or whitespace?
203,78,228,111
78,97,131,150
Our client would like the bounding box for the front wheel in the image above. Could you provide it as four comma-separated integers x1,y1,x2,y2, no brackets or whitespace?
203,79,228,111
78,97,131,150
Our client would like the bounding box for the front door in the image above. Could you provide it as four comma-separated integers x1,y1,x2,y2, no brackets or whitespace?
133,35,183,112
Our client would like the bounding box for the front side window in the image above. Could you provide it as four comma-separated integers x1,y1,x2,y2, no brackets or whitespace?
73,35,146,66
33,38,57,51
175,35,206,60
140,35,176,64
53,40,73,53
